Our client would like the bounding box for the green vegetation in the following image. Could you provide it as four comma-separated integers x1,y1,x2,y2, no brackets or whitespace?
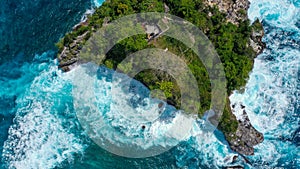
57,0,262,142
219,98,239,136
156,81,174,98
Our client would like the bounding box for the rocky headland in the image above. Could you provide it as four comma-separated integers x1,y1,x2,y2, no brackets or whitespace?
56,0,265,162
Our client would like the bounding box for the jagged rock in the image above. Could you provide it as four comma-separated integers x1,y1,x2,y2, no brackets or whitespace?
145,24,161,39
229,103,264,155
58,47,67,60
70,49,79,55
76,31,90,41
57,31,90,71
204,0,266,55
164,3,170,13
203,1,265,155
69,42,77,49
250,20,266,54
205,0,250,25
58,58,78,69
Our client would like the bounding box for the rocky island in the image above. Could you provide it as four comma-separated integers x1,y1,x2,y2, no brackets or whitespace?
56,0,265,161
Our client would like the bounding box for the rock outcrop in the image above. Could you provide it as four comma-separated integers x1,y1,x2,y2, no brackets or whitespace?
205,0,250,25
229,103,264,155
58,31,90,71
250,19,266,55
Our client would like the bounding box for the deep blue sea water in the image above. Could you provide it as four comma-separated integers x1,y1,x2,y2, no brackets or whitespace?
0,0,299,168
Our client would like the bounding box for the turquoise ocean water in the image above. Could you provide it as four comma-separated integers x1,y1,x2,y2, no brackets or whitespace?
0,0,299,168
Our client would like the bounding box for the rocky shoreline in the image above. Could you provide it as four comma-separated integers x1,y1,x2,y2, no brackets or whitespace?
56,0,265,162
230,103,264,155
204,0,265,157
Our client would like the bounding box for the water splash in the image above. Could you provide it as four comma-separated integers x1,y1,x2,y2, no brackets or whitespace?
230,0,300,168
2,53,86,169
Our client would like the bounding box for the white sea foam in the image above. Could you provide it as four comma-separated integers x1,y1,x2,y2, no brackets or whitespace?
3,0,299,168
191,129,237,167
93,0,104,8
69,64,238,165
72,64,197,158
248,0,300,30
230,0,300,167
180,1,300,166
2,57,86,169
232,0,299,133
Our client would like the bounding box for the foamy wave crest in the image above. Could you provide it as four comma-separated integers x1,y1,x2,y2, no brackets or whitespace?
230,47,299,132
2,55,86,169
248,0,300,30
175,122,239,168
